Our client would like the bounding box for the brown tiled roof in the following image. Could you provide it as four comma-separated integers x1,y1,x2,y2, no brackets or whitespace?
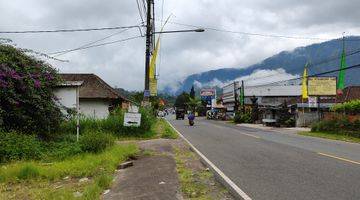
60,73,128,101
337,86,360,102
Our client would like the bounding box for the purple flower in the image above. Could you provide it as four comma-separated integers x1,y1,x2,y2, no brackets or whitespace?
9,71,21,80
34,79,41,88
45,73,53,81
0,80,8,88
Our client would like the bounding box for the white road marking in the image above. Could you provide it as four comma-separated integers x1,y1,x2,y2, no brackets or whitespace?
167,120,253,200
317,152,360,165
204,122,261,139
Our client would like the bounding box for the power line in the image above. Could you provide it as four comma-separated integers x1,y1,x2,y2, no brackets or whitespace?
166,20,360,41
0,25,142,34
47,35,142,55
136,0,145,24
49,28,132,56
246,63,360,88
241,47,360,83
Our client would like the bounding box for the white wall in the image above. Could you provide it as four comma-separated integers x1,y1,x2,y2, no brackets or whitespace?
53,87,77,114
80,99,110,119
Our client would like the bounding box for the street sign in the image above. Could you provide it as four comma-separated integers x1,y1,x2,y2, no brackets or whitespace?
308,96,318,108
124,113,141,127
144,90,150,97
200,88,215,97
308,77,337,96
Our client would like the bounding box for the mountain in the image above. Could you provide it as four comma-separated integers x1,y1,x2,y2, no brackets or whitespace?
167,36,360,95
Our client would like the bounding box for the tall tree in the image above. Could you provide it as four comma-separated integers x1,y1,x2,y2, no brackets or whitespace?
174,92,190,109
190,85,195,99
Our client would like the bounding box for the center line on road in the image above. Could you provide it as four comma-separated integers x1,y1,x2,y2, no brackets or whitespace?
317,152,360,165
207,123,261,139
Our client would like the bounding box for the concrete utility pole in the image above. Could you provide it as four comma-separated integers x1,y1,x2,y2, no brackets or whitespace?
241,80,245,113
144,0,154,102
234,81,239,112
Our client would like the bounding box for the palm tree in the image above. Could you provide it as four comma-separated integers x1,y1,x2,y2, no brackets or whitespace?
187,97,201,113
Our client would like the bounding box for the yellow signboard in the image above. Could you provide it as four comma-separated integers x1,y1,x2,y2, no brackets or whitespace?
308,77,337,96
150,78,157,96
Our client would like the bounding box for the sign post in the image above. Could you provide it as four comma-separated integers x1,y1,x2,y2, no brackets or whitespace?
124,105,141,127
307,77,337,121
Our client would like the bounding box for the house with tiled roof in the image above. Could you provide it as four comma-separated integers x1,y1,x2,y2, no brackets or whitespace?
54,73,132,119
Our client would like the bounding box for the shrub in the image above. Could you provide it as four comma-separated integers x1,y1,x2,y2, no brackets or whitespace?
331,100,360,114
0,44,63,136
311,117,360,138
234,112,252,124
0,131,42,162
60,107,156,138
17,164,40,180
79,131,115,153
41,140,82,161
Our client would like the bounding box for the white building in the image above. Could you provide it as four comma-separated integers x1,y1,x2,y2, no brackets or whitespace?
54,74,131,119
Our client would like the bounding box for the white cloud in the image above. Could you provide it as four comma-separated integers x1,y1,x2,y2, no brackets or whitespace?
191,68,299,89
1,0,359,91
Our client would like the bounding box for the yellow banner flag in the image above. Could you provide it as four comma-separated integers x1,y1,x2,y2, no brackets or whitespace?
150,78,157,96
149,37,160,79
301,66,308,99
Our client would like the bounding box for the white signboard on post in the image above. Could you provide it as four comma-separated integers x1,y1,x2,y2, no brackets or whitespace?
308,96,318,108
124,113,141,127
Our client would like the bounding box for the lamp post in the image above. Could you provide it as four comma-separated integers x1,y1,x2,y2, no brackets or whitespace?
143,27,205,103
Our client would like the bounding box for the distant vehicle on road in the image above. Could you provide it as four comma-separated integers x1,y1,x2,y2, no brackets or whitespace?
157,111,165,118
175,108,185,120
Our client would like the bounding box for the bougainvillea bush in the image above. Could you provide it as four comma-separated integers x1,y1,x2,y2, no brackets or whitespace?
0,44,62,136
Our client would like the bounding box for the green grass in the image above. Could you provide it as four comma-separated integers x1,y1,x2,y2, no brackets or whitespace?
157,119,179,139
0,144,139,200
298,131,360,143
174,147,212,199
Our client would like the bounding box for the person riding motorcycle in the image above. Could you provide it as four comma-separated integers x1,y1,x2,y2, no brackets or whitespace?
188,112,195,126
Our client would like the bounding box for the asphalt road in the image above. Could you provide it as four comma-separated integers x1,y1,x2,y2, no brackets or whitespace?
168,116,360,200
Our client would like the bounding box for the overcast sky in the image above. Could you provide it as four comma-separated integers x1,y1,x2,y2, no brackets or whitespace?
1,0,360,91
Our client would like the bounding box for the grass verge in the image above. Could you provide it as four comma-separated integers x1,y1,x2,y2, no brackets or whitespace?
298,131,360,143
0,144,139,200
174,146,231,200
158,119,179,139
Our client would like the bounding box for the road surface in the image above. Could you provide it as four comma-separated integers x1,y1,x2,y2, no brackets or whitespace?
168,116,360,200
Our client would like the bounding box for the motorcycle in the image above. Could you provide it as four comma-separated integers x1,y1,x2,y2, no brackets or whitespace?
188,113,195,126
189,119,194,126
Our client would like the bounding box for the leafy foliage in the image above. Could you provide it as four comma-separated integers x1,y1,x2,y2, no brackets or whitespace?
79,131,115,153
330,100,360,114
0,44,62,136
234,112,252,124
174,92,190,109
0,131,42,163
311,118,360,138
60,107,156,137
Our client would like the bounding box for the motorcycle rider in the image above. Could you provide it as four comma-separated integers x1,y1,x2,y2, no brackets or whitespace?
188,111,195,126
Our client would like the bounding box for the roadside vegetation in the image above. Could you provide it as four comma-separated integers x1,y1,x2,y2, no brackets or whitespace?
174,146,232,200
0,144,139,200
302,100,360,143
0,43,161,199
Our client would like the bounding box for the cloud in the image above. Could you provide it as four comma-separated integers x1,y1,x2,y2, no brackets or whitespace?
1,0,359,91
192,68,299,89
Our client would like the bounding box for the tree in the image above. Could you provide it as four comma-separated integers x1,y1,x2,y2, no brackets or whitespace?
190,85,195,99
0,44,62,136
187,97,201,113
174,92,190,109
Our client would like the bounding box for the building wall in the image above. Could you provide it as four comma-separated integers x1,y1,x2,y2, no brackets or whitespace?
53,87,77,114
80,99,110,119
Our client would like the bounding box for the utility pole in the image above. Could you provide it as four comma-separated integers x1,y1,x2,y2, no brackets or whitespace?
234,81,238,112
241,80,245,113
143,0,154,103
